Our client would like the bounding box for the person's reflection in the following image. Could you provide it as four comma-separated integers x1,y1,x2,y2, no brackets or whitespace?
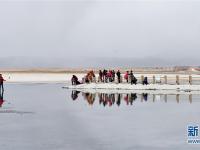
124,94,129,105
84,93,96,105
0,91,4,108
142,93,148,101
71,90,80,100
130,93,137,105
106,94,112,107
103,94,107,107
111,94,115,106
98,93,104,105
116,94,122,106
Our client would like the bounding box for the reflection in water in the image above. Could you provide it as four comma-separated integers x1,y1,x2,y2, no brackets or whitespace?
0,89,4,108
70,90,196,107
0,90,34,115
71,90,80,100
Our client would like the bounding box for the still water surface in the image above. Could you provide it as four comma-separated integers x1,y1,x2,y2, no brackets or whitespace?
0,83,200,150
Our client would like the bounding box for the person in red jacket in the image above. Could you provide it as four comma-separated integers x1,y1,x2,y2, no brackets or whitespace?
0,74,5,94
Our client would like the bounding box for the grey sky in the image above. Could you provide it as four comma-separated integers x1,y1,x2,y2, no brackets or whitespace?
0,0,200,67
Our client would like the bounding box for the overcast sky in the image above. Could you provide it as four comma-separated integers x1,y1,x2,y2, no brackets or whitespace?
0,0,200,67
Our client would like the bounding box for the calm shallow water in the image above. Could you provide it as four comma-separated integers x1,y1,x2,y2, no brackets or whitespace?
0,83,200,150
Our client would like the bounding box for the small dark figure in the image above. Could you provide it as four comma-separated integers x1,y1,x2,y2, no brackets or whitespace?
143,77,149,85
112,70,115,82
103,69,107,82
99,70,103,82
116,70,121,83
130,70,137,85
0,74,5,94
71,75,81,85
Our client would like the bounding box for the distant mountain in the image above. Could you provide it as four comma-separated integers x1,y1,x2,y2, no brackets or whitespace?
0,56,199,69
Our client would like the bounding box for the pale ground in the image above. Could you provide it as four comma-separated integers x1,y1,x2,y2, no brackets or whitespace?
2,72,200,83
66,83,200,92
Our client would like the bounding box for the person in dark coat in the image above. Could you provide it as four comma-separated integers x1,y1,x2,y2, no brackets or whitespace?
143,77,149,85
103,69,107,82
130,70,137,85
116,70,121,83
99,70,103,82
112,70,115,82
71,75,80,85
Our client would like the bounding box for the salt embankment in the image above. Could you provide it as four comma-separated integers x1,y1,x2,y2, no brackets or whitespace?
64,83,200,93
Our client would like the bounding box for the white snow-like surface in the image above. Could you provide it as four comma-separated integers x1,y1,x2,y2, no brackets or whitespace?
1,72,200,84
1,73,85,83
65,83,200,92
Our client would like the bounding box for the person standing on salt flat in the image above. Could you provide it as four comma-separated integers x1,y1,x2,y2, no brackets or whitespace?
116,70,121,83
124,71,129,83
0,74,5,94
99,70,103,82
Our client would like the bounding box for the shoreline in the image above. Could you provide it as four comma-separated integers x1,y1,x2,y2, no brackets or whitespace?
1,72,200,84
65,83,200,92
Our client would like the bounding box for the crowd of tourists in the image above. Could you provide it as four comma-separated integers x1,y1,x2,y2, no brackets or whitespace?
71,69,149,85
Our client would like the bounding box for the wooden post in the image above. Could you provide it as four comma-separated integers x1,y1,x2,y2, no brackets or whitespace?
164,75,167,84
189,94,192,104
189,75,192,85
141,75,144,84
176,75,180,85
153,75,155,84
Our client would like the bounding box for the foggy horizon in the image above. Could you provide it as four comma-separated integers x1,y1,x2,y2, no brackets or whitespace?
0,56,199,68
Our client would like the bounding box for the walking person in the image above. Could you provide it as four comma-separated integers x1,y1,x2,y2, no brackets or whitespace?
116,70,121,83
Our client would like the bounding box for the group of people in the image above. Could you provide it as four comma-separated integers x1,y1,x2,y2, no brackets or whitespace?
98,70,116,83
124,70,137,84
71,91,149,106
98,69,149,85
71,69,149,85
